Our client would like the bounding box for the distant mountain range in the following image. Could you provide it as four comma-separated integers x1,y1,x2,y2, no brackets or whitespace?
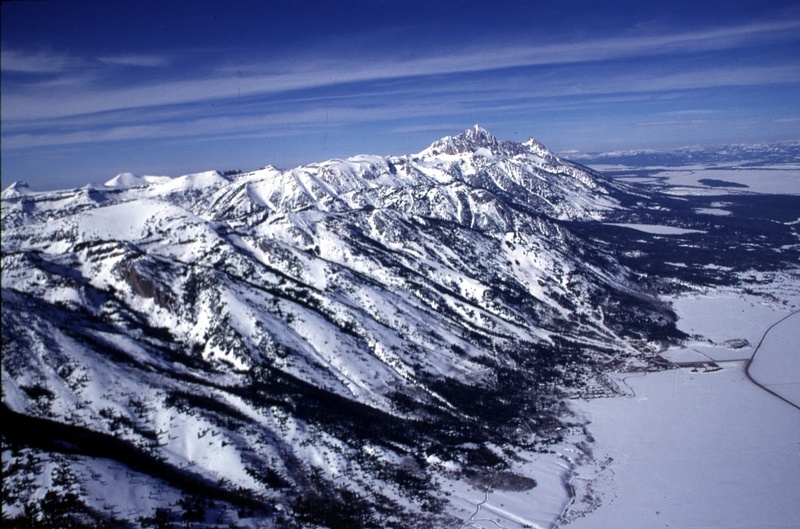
3,126,797,528
564,140,800,167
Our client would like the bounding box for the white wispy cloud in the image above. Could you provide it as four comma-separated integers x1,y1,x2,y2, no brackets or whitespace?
4,57,795,126
2,17,799,151
0,49,83,74
95,54,172,68
1,98,470,149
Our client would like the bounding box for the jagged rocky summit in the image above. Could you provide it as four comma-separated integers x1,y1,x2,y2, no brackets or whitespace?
1,127,678,528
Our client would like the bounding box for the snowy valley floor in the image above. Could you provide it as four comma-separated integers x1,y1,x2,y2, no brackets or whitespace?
558,281,800,529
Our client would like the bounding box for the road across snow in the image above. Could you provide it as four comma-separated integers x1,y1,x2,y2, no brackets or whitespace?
746,310,800,409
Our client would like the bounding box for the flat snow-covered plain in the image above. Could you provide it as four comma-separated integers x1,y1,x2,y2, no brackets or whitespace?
661,279,800,364
562,360,800,529
593,163,800,195
557,276,800,529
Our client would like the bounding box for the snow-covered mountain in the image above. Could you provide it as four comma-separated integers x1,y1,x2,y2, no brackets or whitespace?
2,127,681,528
0,181,33,200
103,172,174,188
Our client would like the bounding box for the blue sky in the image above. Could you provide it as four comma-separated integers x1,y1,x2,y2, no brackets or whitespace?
2,0,799,190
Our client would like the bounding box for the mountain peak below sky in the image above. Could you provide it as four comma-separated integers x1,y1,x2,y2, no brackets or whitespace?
1,128,563,197
424,125,501,155
461,124,498,147
0,181,32,200
421,126,557,163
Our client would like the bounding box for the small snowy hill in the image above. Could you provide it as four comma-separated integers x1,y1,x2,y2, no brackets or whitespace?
2,127,683,528
0,181,33,199
104,172,173,188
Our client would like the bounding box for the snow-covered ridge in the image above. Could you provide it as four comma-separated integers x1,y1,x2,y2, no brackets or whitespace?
0,180,32,199
3,127,621,224
104,172,173,188
103,170,230,191
2,127,677,528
